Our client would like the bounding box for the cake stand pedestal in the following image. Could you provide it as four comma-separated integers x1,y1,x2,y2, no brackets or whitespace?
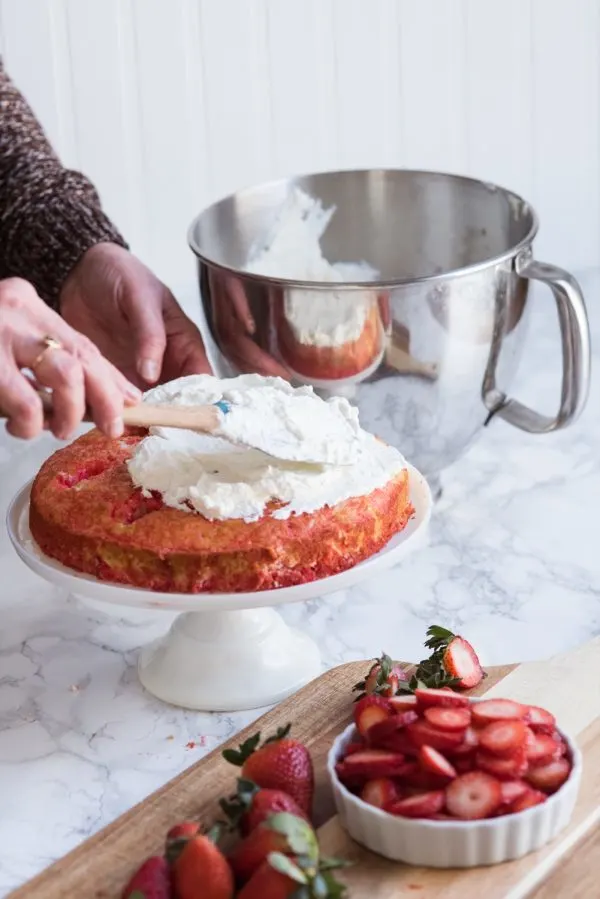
7,465,431,712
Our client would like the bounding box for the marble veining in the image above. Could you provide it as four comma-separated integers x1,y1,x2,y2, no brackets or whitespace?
1,272,599,894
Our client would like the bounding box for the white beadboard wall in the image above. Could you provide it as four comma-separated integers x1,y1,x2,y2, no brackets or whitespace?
0,0,598,292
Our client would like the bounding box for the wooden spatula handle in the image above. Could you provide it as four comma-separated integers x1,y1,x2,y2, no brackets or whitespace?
122,403,221,432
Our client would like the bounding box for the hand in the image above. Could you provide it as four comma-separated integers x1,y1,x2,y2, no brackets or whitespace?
0,277,141,440
211,271,291,379
60,243,212,388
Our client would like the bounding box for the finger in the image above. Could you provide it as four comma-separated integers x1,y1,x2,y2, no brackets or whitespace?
0,370,44,439
123,289,167,384
72,340,131,438
31,347,85,440
222,274,256,334
161,294,212,380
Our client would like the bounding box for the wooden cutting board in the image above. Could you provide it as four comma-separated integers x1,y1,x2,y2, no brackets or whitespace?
9,638,600,899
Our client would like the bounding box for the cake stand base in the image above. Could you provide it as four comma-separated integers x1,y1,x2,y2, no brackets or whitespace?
137,607,321,711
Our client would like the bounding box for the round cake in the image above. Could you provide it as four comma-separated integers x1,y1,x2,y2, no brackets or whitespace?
29,376,413,594
274,291,382,381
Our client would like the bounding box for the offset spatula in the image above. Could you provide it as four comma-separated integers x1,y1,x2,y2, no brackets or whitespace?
3,388,359,465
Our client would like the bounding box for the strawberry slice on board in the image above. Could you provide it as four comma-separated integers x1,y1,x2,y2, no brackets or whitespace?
445,771,503,820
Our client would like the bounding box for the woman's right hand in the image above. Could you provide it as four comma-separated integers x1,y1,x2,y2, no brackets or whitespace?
0,277,141,440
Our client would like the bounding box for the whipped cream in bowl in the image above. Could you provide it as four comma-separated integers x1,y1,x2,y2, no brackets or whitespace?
126,374,408,523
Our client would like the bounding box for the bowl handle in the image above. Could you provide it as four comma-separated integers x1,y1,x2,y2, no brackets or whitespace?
484,251,591,433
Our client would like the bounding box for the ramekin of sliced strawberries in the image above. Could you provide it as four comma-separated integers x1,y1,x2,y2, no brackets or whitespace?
329,630,582,868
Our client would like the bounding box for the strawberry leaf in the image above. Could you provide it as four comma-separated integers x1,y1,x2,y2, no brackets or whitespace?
319,857,353,871
264,723,292,745
222,731,261,766
267,812,318,861
267,851,308,884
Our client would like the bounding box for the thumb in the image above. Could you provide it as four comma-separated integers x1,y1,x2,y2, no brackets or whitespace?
126,293,167,384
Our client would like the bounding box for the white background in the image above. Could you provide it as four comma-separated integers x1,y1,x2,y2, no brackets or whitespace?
0,0,598,294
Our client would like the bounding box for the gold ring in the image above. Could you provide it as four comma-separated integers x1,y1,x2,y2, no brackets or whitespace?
32,335,63,369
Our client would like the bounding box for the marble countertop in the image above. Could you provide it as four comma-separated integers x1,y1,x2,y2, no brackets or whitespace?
1,270,599,895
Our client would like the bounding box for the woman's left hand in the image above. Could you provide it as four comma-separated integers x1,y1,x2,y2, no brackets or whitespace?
59,243,212,388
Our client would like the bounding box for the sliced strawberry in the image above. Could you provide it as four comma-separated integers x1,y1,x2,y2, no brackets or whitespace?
367,712,419,749
476,748,528,781
424,706,471,732
553,736,568,759
388,790,445,819
442,636,485,689
404,767,452,791
524,730,560,766
526,758,571,793
343,749,408,779
509,789,547,812
454,756,476,774
374,730,419,756
449,726,479,756
407,719,465,752
445,771,502,820
479,720,528,757
360,777,399,809
525,705,556,735
344,741,366,756
353,695,392,737
414,688,469,709
335,761,364,790
419,745,457,780
471,699,526,725
499,780,530,806
431,812,455,821
388,695,418,714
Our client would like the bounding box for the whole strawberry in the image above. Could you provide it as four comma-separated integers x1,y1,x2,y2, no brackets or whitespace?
220,778,308,835
171,829,234,899
223,724,314,815
121,856,170,899
233,814,348,898
353,652,407,700
227,816,296,883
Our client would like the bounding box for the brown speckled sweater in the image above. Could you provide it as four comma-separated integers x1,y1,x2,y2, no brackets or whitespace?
0,59,127,307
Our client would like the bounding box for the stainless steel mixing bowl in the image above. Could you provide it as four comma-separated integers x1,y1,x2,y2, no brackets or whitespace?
188,169,590,493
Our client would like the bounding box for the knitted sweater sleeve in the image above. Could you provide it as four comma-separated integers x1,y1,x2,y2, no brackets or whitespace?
0,58,127,307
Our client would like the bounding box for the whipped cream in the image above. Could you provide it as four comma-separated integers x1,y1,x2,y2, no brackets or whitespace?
245,187,379,348
126,374,407,522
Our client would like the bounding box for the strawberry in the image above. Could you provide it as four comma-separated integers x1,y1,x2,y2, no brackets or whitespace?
122,856,170,899
445,771,502,820
509,789,547,812
478,720,528,757
400,626,485,692
406,719,465,752
476,748,528,781
424,706,471,731
360,777,400,809
233,814,348,898
471,699,526,725
499,780,530,806
220,779,307,836
366,711,419,748
441,635,485,689
388,790,445,819
172,832,234,899
334,760,364,790
166,821,200,841
388,695,418,713
419,745,457,779
404,767,449,791
237,852,347,899
341,749,409,779
376,729,419,756
353,652,407,700
525,705,556,735
344,740,365,756
414,688,469,709
165,821,201,865
454,756,476,774
353,695,392,737
223,725,313,815
449,726,479,756
524,731,560,766
526,758,571,793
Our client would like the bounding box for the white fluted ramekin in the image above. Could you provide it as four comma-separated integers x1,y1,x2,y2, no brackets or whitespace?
328,720,582,868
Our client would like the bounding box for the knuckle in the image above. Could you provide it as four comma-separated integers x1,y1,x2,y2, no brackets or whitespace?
0,278,35,309
75,336,100,363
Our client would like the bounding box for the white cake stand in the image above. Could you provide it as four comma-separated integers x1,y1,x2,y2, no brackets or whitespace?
7,466,431,712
